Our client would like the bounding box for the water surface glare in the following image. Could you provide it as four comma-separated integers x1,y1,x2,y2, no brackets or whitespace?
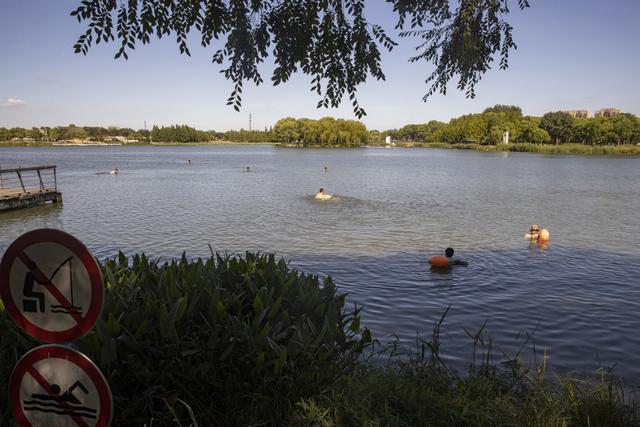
1,146,639,381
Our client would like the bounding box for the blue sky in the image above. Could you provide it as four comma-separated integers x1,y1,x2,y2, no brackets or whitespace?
1,0,639,131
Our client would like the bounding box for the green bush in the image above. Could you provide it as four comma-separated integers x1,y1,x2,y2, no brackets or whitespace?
0,252,370,426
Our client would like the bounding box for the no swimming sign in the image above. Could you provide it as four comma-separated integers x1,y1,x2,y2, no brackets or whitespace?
9,345,113,427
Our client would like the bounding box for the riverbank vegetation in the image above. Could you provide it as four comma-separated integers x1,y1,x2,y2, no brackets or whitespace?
1,252,637,425
375,105,640,148
0,117,369,147
2,106,639,153
0,124,276,145
384,142,640,156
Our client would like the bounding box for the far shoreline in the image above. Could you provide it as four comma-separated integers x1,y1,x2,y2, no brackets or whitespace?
2,140,640,156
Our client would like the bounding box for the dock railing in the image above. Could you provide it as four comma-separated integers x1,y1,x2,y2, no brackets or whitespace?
0,165,58,198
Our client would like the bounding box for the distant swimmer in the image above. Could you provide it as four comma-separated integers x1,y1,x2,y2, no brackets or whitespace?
245,165,250,172
524,224,540,241
525,224,549,243
314,187,333,200
188,159,191,165
110,168,119,175
323,165,328,173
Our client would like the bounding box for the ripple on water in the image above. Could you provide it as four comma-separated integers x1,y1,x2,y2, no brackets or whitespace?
2,146,640,382
293,246,640,381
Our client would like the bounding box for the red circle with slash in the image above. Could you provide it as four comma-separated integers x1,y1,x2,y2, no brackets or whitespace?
9,344,113,427
0,229,104,342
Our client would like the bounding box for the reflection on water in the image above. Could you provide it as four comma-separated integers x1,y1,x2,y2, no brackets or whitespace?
1,145,639,381
0,204,64,237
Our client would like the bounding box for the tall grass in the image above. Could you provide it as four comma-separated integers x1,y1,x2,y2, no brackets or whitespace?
293,310,640,426
498,143,640,155
368,141,640,155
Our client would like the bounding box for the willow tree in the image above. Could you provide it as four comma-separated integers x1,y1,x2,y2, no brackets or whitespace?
71,0,530,117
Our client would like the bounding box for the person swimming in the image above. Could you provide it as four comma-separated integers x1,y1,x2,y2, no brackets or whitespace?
524,224,540,241
314,187,333,200
525,224,550,243
110,168,119,175
245,165,250,172
445,247,468,267
323,165,328,173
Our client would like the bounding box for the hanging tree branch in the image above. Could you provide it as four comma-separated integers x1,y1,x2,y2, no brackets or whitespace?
71,0,530,118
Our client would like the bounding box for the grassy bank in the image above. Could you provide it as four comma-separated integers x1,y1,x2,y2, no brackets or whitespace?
0,140,57,147
498,143,640,155
370,141,640,155
150,140,276,146
297,346,639,426
275,143,365,148
4,140,639,155
1,252,638,425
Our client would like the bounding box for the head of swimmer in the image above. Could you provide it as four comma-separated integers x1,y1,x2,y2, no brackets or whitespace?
445,247,454,258
319,188,324,193
530,224,540,234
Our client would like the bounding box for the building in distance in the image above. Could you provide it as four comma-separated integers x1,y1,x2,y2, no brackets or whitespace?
594,108,621,117
563,108,623,118
565,110,592,118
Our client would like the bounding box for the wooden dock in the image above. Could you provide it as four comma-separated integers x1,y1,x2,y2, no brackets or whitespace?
0,165,62,211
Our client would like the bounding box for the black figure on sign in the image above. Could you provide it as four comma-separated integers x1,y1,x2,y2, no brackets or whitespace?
25,381,97,419
22,257,82,315
22,270,45,313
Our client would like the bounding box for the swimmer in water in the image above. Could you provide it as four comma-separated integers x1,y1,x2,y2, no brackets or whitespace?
110,168,119,175
323,165,328,173
524,224,540,241
188,159,191,165
314,187,333,200
245,165,250,172
445,247,468,267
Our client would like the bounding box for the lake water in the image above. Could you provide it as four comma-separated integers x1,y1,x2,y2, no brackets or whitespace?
1,145,639,382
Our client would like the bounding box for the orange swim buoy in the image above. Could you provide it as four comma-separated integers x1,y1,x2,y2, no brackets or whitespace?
429,255,450,268
539,229,550,242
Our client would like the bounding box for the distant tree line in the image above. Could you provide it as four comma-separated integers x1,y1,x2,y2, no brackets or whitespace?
374,106,640,145
1,120,368,146
221,129,274,143
0,125,150,142
273,117,368,147
150,125,209,143
150,125,278,143
3,108,638,147
0,124,276,144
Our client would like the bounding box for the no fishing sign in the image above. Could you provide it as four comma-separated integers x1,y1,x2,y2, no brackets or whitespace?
9,345,113,427
0,228,104,342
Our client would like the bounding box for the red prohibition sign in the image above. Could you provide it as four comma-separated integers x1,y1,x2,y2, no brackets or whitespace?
0,229,104,342
9,345,113,427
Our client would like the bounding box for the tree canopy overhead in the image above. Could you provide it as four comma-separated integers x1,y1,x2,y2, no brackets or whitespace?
71,0,530,117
